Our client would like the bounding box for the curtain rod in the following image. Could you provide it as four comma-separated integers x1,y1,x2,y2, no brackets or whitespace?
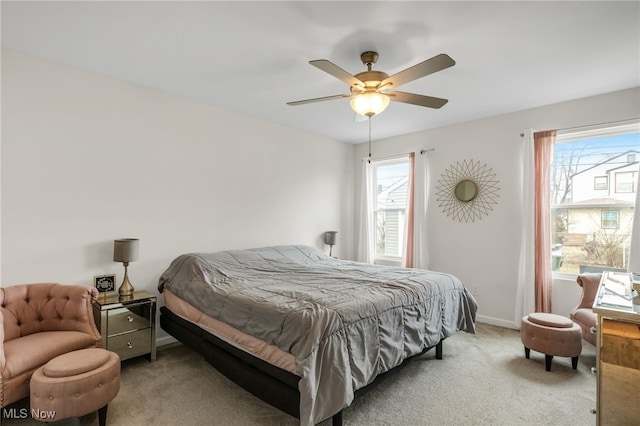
519,117,640,137
556,117,639,133
365,148,435,162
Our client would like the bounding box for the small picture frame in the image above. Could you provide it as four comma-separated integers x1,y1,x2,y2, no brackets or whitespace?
94,274,116,293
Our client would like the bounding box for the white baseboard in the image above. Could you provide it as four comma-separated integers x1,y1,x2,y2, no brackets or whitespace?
476,314,519,330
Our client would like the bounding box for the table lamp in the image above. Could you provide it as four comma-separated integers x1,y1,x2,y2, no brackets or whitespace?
113,238,139,298
324,231,338,257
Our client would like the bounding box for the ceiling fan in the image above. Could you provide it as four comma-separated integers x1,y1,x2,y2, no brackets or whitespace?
287,51,455,117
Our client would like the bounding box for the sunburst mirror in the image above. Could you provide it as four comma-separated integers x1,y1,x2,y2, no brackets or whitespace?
435,159,500,223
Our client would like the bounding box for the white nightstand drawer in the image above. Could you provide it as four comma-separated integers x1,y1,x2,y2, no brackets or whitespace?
108,305,152,336
108,329,152,360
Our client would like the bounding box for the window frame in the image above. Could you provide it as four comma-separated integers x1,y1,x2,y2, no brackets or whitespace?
370,156,411,263
551,122,640,278
615,171,636,193
594,175,608,190
601,209,620,229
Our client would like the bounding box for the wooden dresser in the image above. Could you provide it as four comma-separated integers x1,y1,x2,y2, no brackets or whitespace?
592,272,640,425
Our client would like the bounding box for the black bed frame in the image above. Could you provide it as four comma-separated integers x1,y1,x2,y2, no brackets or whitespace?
160,306,443,426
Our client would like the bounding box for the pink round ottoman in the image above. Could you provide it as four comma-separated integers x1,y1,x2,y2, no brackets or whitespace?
521,312,582,371
30,348,120,425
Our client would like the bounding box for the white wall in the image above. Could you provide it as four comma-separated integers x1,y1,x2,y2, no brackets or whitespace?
354,87,640,328
3,48,639,337
1,49,354,344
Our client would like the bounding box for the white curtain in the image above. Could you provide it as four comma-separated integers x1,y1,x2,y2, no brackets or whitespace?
628,171,640,274
356,158,375,263
412,151,430,269
514,130,536,326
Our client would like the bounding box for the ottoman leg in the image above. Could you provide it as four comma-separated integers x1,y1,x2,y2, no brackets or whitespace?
571,356,579,370
98,404,108,426
545,355,553,372
524,347,530,359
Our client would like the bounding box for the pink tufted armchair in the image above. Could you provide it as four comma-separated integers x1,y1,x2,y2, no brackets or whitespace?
0,283,102,407
569,273,601,346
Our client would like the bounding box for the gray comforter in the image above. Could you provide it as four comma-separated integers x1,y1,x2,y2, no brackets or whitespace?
158,245,477,425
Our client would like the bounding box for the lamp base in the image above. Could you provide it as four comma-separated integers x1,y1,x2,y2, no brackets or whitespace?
118,264,135,298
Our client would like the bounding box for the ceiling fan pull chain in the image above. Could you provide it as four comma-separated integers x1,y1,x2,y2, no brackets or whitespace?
368,116,372,163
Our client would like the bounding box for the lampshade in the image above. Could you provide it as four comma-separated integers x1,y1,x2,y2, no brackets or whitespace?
350,92,390,117
113,238,139,263
324,231,338,246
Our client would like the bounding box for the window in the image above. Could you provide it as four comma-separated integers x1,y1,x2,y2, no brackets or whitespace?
371,158,410,260
615,171,636,193
601,210,619,229
551,123,640,274
594,176,608,190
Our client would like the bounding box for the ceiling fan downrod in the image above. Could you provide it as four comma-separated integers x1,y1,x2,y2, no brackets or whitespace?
360,51,379,71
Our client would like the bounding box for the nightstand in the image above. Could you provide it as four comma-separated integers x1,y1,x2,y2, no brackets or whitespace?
93,290,157,362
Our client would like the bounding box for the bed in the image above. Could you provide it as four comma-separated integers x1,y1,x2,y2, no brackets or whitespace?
158,245,477,425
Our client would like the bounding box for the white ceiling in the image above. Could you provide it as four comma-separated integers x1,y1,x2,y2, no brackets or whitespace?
2,1,639,144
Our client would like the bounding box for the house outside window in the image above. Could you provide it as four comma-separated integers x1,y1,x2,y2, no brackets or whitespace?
551,123,640,274
371,158,410,261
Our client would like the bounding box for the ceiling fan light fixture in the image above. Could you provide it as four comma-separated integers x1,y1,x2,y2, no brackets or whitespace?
350,92,390,117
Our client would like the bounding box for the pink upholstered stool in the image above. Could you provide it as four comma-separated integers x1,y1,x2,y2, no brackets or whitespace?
30,348,120,425
521,312,582,371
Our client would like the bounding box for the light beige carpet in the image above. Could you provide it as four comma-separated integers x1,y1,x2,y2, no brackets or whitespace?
2,323,597,425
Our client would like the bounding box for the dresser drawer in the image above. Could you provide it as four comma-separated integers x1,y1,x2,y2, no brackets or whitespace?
601,318,640,370
600,362,640,424
108,304,152,336
108,329,152,360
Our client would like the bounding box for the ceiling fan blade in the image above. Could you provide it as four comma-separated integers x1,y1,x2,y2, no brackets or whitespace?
388,91,449,109
381,54,455,89
310,59,365,89
287,93,353,106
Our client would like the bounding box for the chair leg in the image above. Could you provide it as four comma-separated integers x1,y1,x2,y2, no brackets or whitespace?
571,356,579,370
524,347,530,359
545,355,553,372
98,404,108,426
